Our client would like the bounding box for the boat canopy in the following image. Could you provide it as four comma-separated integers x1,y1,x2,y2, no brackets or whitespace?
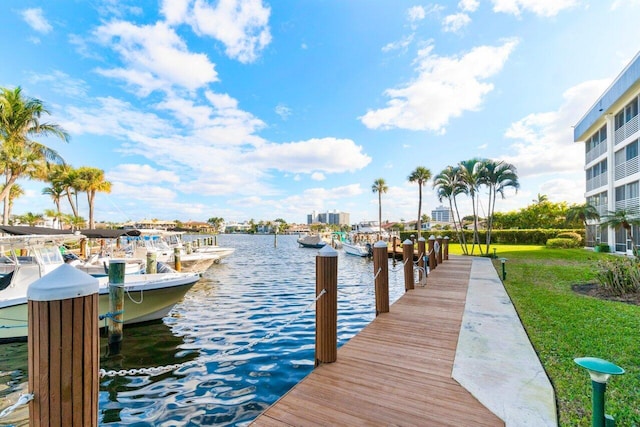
0,225,141,239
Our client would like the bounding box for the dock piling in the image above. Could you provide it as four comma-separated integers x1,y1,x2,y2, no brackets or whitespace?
443,236,450,260
436,236,443,264
146,250,157,274
417,237,426,271
174,247,182,272
428,235,436,271
403,239,414,291
373,240,389,315
28,264,99,427
315,245,338,367
107,260,126,356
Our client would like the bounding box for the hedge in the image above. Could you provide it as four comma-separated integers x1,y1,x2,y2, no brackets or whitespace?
398,229,585,246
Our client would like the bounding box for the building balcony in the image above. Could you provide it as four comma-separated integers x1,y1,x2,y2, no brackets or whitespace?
614,115,639,145
586,174,608,192
614,157,640,180
615,196,640,211
585,141,607,164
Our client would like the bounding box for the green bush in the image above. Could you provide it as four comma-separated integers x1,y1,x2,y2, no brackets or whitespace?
546,238,581,249
595,243,610,253
595,257,640,295
556,231,583,245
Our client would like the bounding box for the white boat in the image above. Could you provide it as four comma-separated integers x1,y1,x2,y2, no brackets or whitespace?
194,244,235,263
342,241,373,257
132,230,219,274
0,234,200,342
297,234,327,248
64,252,146,277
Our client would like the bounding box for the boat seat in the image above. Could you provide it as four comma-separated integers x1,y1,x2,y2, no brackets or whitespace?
0,271,13,291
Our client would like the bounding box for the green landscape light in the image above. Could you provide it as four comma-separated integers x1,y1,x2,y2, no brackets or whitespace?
499,257,507,280
574,357,625,427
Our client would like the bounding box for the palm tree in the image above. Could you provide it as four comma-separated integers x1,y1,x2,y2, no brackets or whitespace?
600,209,640,253
43,208,64,229
566,203,600,228
0,87,69,224
458,158,486,255
76,166,111,229
408,166,432,238
42,164,70,215
433,166,467,254
1,183,23,225
482,160,519,253
371,178,388,239
18,211,44,226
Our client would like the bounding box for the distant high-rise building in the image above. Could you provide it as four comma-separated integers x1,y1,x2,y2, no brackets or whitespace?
307,210,350,226
431,205,453,223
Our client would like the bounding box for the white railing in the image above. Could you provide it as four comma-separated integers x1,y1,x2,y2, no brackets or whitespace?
614,115,639,145
586,141,607,164
615,196,640,211
614,156,640,181
586,174,608,192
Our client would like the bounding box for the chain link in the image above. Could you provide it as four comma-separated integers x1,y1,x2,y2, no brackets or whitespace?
100,289,327,378
0,393,33,419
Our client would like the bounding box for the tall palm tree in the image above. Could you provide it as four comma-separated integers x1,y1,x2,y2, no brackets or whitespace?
371,178,388,239
57,165,80,218
482,160,519,253
42,164,68,215
1,183,23,225
408,166,432,238
566,203,600,228
0,87,69,224
19,211,44,226
600,209,640,253
76,166,111,229
458,158,486,255
433,166,467,254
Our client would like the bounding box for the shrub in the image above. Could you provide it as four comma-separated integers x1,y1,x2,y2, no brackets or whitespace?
595,243,610,253
546,238,581,249
556,231,583,245
595,257,640,295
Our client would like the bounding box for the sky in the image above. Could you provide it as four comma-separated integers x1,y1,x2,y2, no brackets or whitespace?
1,0,640,226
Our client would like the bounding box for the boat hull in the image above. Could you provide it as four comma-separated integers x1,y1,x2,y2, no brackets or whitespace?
0,274,199,342
342,242,372,257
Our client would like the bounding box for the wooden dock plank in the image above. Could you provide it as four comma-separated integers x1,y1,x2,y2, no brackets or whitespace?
252,256,504,426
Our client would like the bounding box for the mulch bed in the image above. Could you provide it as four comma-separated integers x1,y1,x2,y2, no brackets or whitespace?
572,283,640,306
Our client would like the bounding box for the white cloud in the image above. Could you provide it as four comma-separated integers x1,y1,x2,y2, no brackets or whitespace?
245,137,372,174
361,40,518,132
108,164,181,184
161,0,190,24
407,6,426,22
492,0,578,17
21,8,52,34
443,13,471,33
28,70,89,98
311,172,326,181
94,21,218,94
459,0,480,12
502,79,611,178
275,104,292,120
189,0,272,63
382,34,414,53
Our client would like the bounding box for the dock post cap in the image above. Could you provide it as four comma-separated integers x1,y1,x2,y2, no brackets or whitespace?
418,236,426,242
318,245,338,257
27,264,99,301
444,236,450,240
437,235,443,239
109,259,126,265
428,235,436,240
374,240,387,248
402,239,413,245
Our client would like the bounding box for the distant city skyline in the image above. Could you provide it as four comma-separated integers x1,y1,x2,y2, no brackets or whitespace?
1,2,640,224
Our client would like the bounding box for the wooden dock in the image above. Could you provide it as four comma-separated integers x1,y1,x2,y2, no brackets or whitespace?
251,256,503,426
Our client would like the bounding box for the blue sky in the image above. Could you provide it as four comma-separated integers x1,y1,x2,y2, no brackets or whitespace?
1,0,640,225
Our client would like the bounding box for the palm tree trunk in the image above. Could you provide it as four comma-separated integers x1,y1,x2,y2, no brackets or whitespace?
451,195,468,255
417,185,422,238
88,192,95,229
378,193,382,240
66,191,78,218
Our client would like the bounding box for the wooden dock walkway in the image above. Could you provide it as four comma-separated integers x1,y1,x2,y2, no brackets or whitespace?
251,256,504,426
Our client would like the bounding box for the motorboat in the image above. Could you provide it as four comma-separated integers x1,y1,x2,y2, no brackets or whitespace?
0,234,200,342
63,252,145,277
297,234,327,248
342,240,373,257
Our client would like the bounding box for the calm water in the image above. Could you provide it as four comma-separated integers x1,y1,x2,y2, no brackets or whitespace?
0,234,406,426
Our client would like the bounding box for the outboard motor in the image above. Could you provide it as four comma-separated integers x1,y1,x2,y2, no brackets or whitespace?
365,243,373,258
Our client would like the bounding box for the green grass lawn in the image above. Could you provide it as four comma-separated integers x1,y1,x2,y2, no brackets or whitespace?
445,244,639,426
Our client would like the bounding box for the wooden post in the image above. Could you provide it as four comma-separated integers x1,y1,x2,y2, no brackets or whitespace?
315,245,338,367
79,238,86,258
146,251,157,274
428,235,436,271
436,236,443,264
417,237,426,271
174,247,181,272
373,240,389,316
214,235,217,246
107,260,126,356
403,239,414,291
274,231,278,248
185,241,192,254
28,264,99,427
443,236,450,260
392,236,397,266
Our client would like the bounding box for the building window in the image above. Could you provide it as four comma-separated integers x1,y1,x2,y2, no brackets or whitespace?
627,140,638,160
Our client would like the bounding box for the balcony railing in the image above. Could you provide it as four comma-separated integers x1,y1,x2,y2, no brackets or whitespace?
586,174,608,192
586,141,607,164
615,196,640,211
614,115,639,145
614,156,640,180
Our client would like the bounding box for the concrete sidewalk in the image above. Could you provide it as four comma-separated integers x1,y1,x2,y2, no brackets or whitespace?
452,257,558,426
